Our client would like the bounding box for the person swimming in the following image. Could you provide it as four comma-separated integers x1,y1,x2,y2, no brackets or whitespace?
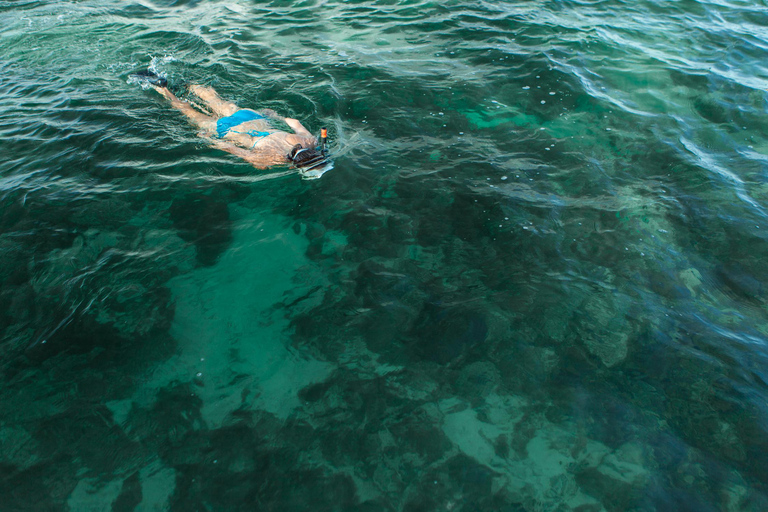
132,70,329,173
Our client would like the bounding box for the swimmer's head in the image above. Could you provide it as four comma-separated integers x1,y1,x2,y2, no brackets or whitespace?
287,144,327,170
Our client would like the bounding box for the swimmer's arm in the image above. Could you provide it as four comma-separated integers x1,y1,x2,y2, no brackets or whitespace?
208,140,270,169
284,117,312,137
260,109,312,137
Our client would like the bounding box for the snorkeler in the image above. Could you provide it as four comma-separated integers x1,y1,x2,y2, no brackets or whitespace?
131,70,328,172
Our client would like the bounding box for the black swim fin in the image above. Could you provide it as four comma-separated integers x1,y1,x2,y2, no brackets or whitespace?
129,69,168,88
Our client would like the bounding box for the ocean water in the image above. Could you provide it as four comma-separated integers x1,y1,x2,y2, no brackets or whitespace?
1,0,768,510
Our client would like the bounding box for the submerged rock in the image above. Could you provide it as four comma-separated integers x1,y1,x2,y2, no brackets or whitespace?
647,269,691,300
411,303,488,364
111,472,142,512
576,442,649,511
21,227,180,361
715,263,765,302
456,361,501,398
169,194,233,266
576,292,634,367
0,426,40,470
679,268,703,296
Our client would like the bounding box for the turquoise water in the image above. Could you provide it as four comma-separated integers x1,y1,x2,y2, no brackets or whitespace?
1,0,768,510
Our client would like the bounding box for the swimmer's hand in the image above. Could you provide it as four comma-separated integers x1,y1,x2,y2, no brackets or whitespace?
151,84,173,98
260,108,282,121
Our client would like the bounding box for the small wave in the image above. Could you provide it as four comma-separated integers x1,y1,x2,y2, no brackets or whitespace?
156,170,297,183
680,136,767,217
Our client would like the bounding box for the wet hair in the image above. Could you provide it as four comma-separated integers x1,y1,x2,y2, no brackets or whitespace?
287,144,326,169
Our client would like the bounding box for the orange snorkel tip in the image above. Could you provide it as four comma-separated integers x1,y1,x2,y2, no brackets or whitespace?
320,127,328,154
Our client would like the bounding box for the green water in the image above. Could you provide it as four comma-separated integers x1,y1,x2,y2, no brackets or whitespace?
1,0,768,510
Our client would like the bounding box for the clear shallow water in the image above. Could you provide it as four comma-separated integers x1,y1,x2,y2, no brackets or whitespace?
1,0,768,510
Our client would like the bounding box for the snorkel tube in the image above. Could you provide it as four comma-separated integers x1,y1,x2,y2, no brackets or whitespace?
320,127,328,154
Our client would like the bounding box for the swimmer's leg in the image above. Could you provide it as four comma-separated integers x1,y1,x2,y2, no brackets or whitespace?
154,85,216,132
188,85,239,117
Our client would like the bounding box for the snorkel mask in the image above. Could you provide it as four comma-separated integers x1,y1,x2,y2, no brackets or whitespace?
287,127,332,179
